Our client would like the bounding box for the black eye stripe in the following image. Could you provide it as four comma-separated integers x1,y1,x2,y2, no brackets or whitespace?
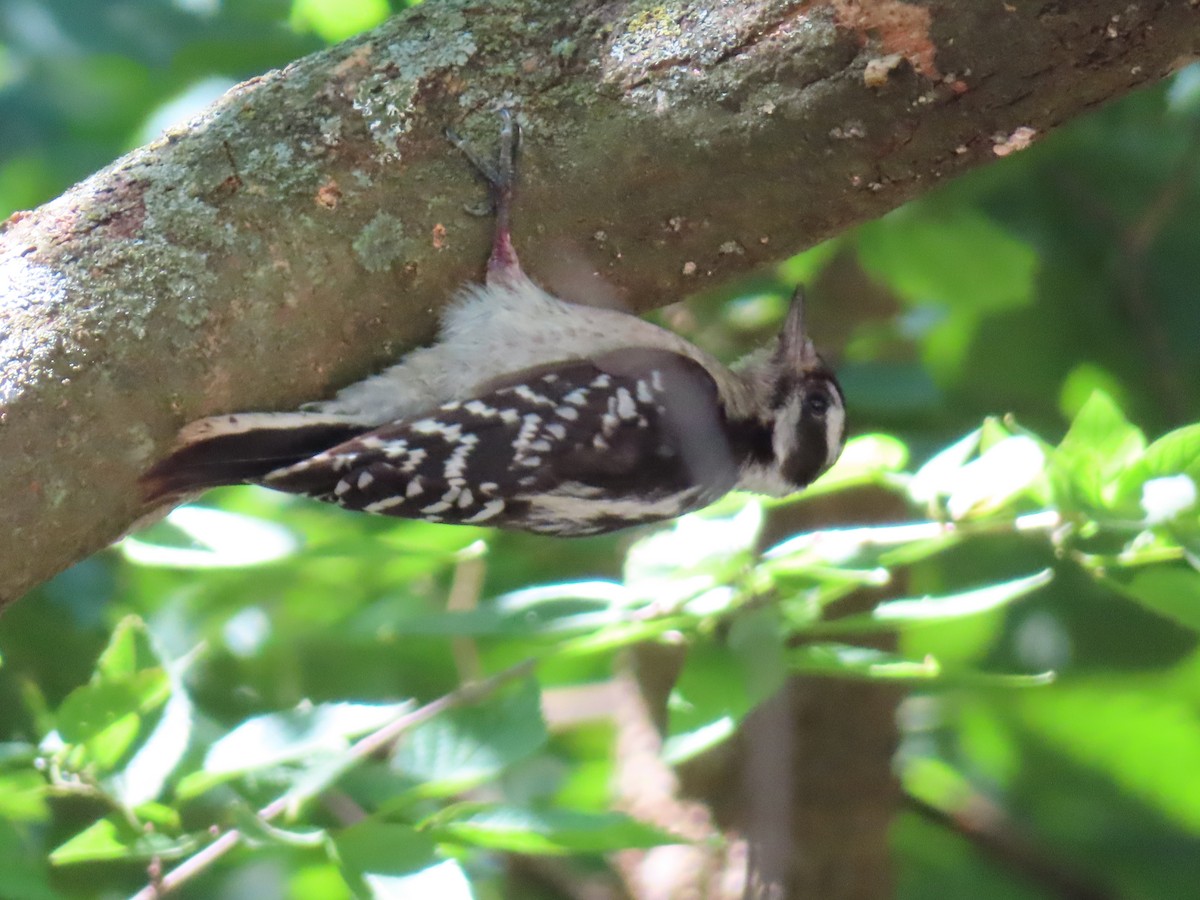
769,370,840,411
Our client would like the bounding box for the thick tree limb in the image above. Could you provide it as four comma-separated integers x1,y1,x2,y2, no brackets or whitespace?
1,0,1195,604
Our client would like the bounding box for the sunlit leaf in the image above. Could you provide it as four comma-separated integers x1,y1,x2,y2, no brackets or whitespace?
944,436,1046,520
624,501,764,586
1051,390,1146,514
909,428,982,509
49,617,169,772
291,0,391,43
364,860,474,900
0,770,49,823
122,506,299,568
109,686,193,808
812,570,1052,634
1116,424,1200,514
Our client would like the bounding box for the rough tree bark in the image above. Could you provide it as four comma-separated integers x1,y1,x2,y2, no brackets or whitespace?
1,0,1195,606
2,3,1195,898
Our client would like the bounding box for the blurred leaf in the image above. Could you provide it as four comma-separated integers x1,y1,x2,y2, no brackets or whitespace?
1102,566,1200,632
429,805,680,854
0,770,49,823
363,859,474,900
333,822,438,894
944,436,1046,521
179,702,410,799
109,684,193,808
1059,361,1131,421
1013,680,1200,835
0,820,57,900
790,644,1053,687
857,205,1038,379
909,428,982,510
54,618,172,773
1116,424,1200,513
624,501,763,587
814,570,1052,635
1052,390,1146,514
122,506,299,569
777,236,842,284
766,520,960,572
291,0,392,42
393,677,546,796
858,207,1038,312
400,581,637,638
665,617,787,764
50,818,196,865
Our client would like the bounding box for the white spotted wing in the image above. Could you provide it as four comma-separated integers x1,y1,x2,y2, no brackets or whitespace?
263,349,739,535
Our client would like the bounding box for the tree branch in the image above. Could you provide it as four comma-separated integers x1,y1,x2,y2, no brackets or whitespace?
1,0,1196,606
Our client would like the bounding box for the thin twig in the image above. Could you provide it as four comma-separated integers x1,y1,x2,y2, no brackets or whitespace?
130,658,539,900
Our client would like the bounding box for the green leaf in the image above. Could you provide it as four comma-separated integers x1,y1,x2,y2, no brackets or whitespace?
943,436,1046,520
856,206,1038,379
178,702,411,799
1102,566,1200,633
813,570,1052,635
1051,390,1146,514
110,683,193,808
430,805,681,854
50,818,197,865
858,207,1038,313
55,673,170,771
1012,680,1200,835
362,860,474,900
290,0,391,43
664,618,787,764
399,581,636,638
0,770,49,822
393,677,547,796
624,501,764,587
1115,424,1200,514
96,616,159,680
0,819,57,900
766,520,962,573
122,506,299,569
333,822,438,893
909,428,982,509
789,644,1054,687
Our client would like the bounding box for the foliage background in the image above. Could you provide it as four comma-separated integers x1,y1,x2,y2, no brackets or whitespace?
2,0,1200,897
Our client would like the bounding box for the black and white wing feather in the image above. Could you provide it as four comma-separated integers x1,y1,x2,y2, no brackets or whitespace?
145,349,741,536
269,349,738,535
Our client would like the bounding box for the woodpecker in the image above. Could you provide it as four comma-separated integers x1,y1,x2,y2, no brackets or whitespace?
141,111,845,536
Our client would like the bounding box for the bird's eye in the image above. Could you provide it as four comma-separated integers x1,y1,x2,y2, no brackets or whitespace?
805,391,831,416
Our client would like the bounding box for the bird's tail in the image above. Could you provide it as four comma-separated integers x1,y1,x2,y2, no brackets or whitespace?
140,412,371,503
